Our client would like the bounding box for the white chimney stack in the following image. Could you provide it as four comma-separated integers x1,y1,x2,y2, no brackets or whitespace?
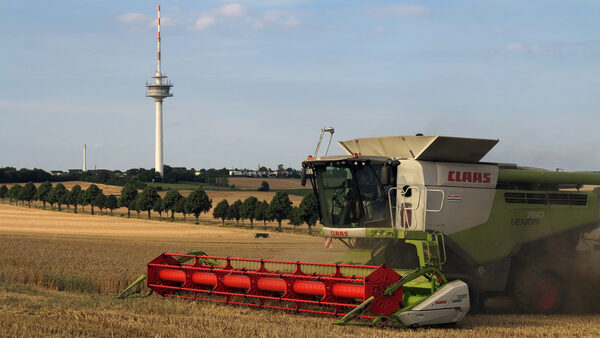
83,144,87,172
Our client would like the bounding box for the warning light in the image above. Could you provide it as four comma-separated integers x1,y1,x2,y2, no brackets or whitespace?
353,153,359,158
307,155,313,160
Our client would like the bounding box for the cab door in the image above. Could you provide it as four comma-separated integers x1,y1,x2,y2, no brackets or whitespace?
395,160,426,231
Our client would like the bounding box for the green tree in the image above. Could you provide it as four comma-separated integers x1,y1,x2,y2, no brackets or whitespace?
20,182,37,208
185,188,212,224
49,183,68,211
163,190,182,221
132,196,142,218
68,185,82,213
242,196,259,229
79,188,88,212
0,185,8,203
268,192,292,231
257,181,270,191
228,200,243,226
94,192,107,214
153,197,164,219
85,184,102,215
119,183,138,218
299,192,319,235
35,182,52,209
176,197,187,220
137,186,161,219
106,194,118,216
8,184,22,205
255,200,270,229
288,206,303,228
212,199,229,226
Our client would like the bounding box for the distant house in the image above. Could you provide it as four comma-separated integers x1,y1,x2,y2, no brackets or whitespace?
229,169,262,177
50,170,66,176
229,170,243,176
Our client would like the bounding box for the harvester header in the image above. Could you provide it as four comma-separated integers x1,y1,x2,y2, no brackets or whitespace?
146,252,469,327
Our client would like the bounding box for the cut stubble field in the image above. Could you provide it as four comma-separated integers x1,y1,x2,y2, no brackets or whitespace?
1,203,600,337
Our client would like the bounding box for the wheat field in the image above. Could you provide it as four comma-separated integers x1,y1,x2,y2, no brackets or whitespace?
1,202,600,336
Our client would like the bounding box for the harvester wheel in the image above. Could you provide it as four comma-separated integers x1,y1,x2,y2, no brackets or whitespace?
464,279,485,314
513,269,564,314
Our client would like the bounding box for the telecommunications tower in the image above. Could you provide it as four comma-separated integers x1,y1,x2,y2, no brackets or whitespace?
146,4,173,177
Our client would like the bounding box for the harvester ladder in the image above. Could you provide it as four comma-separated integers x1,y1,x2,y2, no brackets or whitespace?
406,233,446,270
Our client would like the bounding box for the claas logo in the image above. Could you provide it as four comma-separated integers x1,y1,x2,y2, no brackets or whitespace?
447,171,491,183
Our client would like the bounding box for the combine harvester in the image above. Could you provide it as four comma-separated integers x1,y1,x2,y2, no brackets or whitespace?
300,134,600,313
141,134,600,326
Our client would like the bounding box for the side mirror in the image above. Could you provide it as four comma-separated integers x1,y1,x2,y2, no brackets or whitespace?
300,168,307,186
381,165,391,186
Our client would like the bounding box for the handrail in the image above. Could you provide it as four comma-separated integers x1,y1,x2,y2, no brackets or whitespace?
422,241,431,265
403,186,421,210
435,232,447,265
426,189,445,212
387,187,398,229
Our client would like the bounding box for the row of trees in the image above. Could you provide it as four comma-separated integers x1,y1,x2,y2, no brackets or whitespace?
118,184,212,224
0,182,214,223
212,192,319,234
0,183,119,215
0,183,319,233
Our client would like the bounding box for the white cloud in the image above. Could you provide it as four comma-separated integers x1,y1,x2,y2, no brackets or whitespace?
370,5,430,18
254,10,302,28
281,16,300,27
115,13,148,23
484,48,499,56
194,16,217,31
373,26,386,34
506,43,525,52
251,19,265,29
116,12,175,31
529,44,544,54
506,43,546,54
218,4,247,17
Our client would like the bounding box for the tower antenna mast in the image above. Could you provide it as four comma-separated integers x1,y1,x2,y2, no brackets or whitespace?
146,4,173,177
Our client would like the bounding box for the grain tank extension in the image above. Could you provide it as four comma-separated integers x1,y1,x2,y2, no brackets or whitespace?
302,135,600,313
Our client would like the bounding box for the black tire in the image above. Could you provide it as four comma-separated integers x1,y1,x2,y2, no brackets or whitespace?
465,279,485,314
512,269,565,313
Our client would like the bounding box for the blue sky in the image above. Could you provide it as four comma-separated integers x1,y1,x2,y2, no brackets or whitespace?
1,1,599,171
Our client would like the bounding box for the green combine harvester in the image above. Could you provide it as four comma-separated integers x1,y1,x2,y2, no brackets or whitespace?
301,134,600,314
136,133,599,327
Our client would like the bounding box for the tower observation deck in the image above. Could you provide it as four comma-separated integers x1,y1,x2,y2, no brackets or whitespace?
145,4,172,177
